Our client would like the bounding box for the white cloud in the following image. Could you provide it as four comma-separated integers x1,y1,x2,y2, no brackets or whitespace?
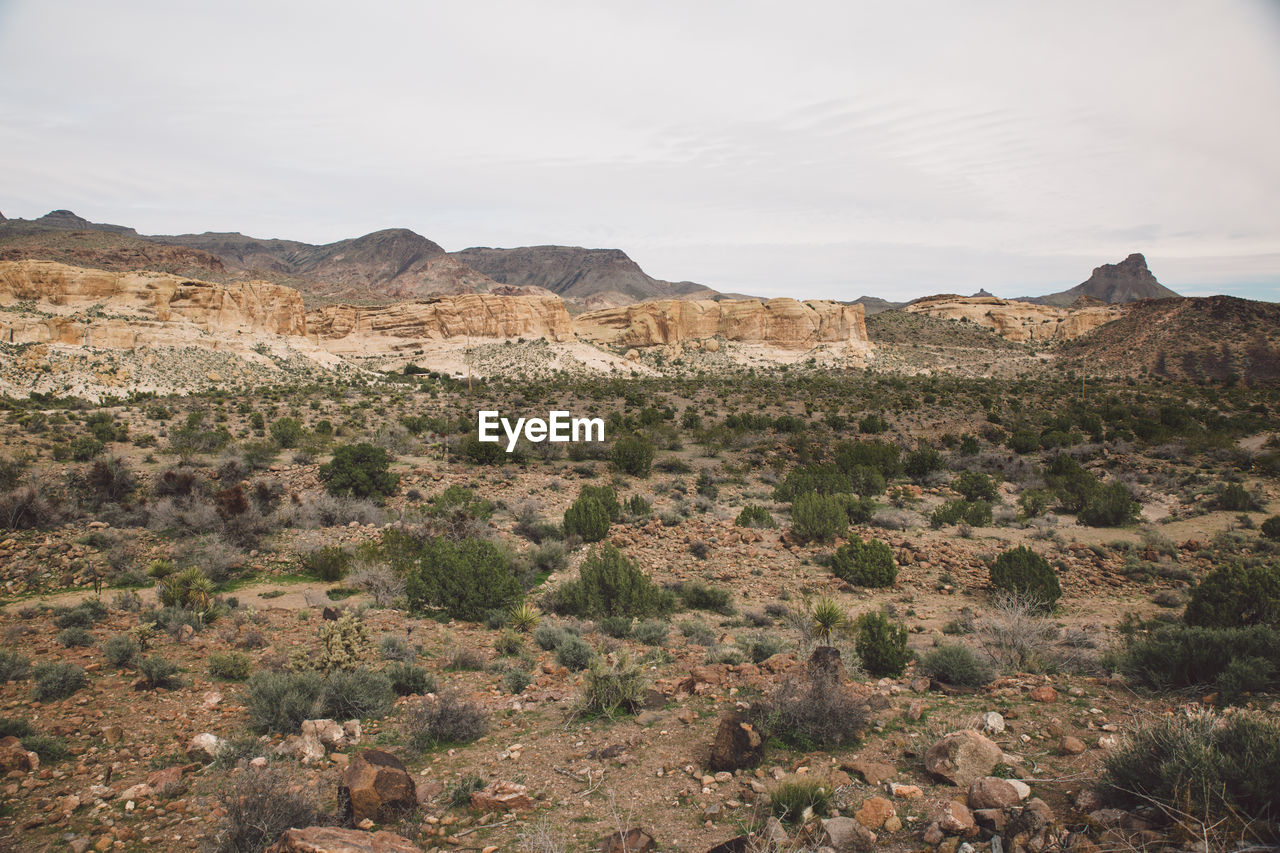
0,0,1276,300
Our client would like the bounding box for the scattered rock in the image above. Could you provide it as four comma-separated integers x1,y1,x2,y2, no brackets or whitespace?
854,796,895,830
819,816,876,852
1029,685,1058,703
338,750,417,825
471,780,534,813
265,826,422,853
938,801,975,836
708,713,764,772
0,737,39,773
600,827,655,853
967,777,1019,810
302,719,348,750
185,733,223,763
842,758,896,786
889,783,923,799
924,730,1002,787
979,712,1005,734
1059,736,1087,755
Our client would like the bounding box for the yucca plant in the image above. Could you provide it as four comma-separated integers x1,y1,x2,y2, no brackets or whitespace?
508,601,541,633
809,596,848,647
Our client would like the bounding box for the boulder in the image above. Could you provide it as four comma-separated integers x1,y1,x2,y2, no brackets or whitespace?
707,713,764,772
938,801,975,835
338,750,417,825
980,712,1005,734
265,826,421,853
470,780,534,813
818,816,876,851
302,719,347,750
600,828,655,853
854,796,895,830
1029,685,1058,703
967,777,1020,810
842,759,896,786
924,730,1002,787
1059,736,1087,755
0,737,39,773
806,646,846,684
185,733,223,763
280,733,326,765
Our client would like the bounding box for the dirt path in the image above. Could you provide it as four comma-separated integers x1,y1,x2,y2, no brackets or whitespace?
1,578,364,614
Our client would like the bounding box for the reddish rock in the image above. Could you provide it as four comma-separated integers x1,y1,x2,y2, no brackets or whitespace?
600,827,655,853
470,780,534,813
924,730,1002,787
265,826,421,853
842,758,897,786
1029,685,1058,703
967,776,1020,810
338,750,417,825
938,800,975,835
854,796,895,829
0,737,39,773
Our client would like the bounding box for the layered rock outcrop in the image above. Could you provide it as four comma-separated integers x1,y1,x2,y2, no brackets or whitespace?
573,298,870,351
903,295,1121,343
308,292,573,354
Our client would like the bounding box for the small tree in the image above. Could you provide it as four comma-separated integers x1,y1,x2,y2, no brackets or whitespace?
855,611,910,677
1184,563,1280,629
989,546,1061,611
318,443,398,500
269,417,305,449
953,471,998,502
563,495,610,542
406,537,523,621
610,434,653,478
791,493,848,543
830,535,897,588
549,543,673,618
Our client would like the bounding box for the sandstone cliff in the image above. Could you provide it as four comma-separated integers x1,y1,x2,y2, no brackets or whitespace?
903,295,1122,343
308,292,574,355
573,298,871,351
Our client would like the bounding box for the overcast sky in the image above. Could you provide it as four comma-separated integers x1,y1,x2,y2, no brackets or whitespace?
1,1,1277,301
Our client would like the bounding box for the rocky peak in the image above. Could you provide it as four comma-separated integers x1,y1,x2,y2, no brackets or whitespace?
1023,252,1179,307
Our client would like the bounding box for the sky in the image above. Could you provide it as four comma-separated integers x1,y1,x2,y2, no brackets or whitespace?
1,0,1277,302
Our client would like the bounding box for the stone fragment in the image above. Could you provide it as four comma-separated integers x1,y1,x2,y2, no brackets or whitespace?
186,733,223,763
854,796,895,829
1029,685,1058,703
338,750,417,825
938,801,975,835
819,816,876,852
967,777,1020,810
1059,736,1087,755
470,780,534,813
708,713,764,772
265,826,421,853
924,730,1002,787
600,827,655,853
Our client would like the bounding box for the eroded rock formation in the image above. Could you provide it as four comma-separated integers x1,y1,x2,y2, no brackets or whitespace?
573,298,871,351
903,295,1122,343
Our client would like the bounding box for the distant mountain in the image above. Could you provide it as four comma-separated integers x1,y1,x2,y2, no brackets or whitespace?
852,296,907,315
1024,253,1179,306
451,245,716,310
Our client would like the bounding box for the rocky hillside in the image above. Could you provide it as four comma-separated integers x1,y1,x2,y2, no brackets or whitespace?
452,245,716,310
1026,253,1179,306
903,295,1123,343
1059,294,1280,385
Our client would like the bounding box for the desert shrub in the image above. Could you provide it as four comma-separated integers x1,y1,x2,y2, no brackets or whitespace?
918,643,995,687
209,652,251,681
1261,515,1280,541
632,619,669,646
977,592,1064,673
1018,488,1052,519
294,612,371,673
1119,624,1280,693
303,546,350,582
378,634,416,662
80,457,137,506
0,716,33,738
773,463,849,502
1099,711,1280,834
989,546,1061,611
459,434,505,465
507,601,541,632
501,667,532,694
534,623,567,651
321,667,395,720
624,493,652,520
1184,562,1280,629
769,777,834,825
1216,482,1258,512
494,629,524,656
0,649,31,681
599,615,633,638
208,767,324,853
835,439,902,480
22,733,70,764
676,581,733,614
837,493,878,524
0,481,64,530
610,434,653,478
750,663,865,750
137,655,184,690
445,647,487,671
57,627,94,647
953,471,998,501
403,689,489,750
405,536,523,621
345,562,405,607
903,446,943,481
32,662,88,701
739,633,786,664
386,661,436,696
855,611,911,677
562,494,610,542
830,535,897,588
555,635,595,671
790,492,848,544
549,543,674,618
579,651,647,717
1078,482,1139,527
245,670,324,733
156,567,215,613
735,505,776,528
318,443,398,500
931,498,992,528
52,598,108,628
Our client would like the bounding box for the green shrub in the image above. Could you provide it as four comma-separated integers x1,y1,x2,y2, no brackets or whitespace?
1120,624,1280,692
318,443,398,500
1078,482,1139,527
578,485,621,520
549,543,675,618
501,667,532,694
460,434,505,465
534,623,567,651
769,777,834,825
100,634,139,669
599,615,633,638
494,629,524,656
632,620,669,646
555,635,595,671
0,649,31,682
834,439,901,480
676,581,734,614
0,716,33,739
269,417,305,449
931,498,992,528
321,667,395,720
52,599,108,628
953,471,998,501
735,505,776,528
1008,429,1039,454
379,634,416,662
156,567,215,613
137,655,184,690
304,546,350,582
295,612,371,673
1099,711,1280,829
405,536,523,621
836,493,878,525
903,447,943,481
403,689,488,750
855,611,911,677
790,492,848,544
579,651,647,717
1216,656,1276,705
830,535,897,588
563,495,610,542
989,546,1061,610
1216,482,1258,511
773,463,849,502
1261,515,1280,541
918,643,995,687
1184,563,1280,628
209,652,252,681
245,670,325,733
57,626,94,647
610,434,654,478
738,633,786,664
22,733,70,764
32,662,88,701
386,662,436,696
